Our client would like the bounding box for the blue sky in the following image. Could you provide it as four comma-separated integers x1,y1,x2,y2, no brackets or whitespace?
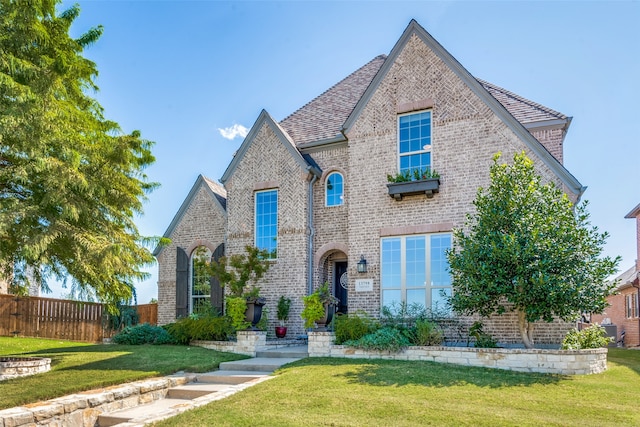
55,1,639,304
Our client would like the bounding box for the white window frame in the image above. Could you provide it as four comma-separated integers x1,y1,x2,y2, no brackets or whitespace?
254,189,278,259
380,232,451,312
397,110,432,177
626,293,639,319
325,172,344,207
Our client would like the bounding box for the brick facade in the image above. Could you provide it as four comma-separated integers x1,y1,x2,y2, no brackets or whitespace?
156,178,226,325
157,21,583,344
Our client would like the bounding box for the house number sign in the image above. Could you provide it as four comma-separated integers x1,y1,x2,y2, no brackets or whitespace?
355,279,373,292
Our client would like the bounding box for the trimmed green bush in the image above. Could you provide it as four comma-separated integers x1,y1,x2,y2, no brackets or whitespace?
164,314,235,345
413,319,443,346
334,311,378,345
112,323,175,345
561,324,612,350
344,327,411,352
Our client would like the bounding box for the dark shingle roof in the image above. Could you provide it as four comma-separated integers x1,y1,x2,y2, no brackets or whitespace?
279,56,569,146
280,55,387,145
478,79,568,124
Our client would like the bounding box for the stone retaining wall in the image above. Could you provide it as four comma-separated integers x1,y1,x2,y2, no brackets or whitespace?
0,374,192,427
308,332,607,375
0,357,51,381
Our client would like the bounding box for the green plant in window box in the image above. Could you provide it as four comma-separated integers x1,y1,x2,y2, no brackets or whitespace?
387,168,440,183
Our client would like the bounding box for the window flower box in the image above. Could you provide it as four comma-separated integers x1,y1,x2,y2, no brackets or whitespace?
387,178,440,200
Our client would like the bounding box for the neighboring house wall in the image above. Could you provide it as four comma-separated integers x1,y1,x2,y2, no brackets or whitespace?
343,33,571,344
156,179,226,325
224,122,312,337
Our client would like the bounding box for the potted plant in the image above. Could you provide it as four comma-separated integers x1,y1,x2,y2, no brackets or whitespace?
301,282,339,330
275,295,292,338
205,245,271,330
386,167,440,200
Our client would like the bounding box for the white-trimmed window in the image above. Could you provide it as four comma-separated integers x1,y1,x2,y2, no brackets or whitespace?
398,111,432,176
626,293,639,319
255,189,278,259
325,172,344,206
381,233,451,312
190,247,211,315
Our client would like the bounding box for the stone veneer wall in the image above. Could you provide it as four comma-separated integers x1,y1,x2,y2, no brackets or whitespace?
156,183,226,325
308,332,607,375
0,375,191,427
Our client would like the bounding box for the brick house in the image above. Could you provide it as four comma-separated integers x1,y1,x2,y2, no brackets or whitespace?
591,204,640,347
154,20,585,345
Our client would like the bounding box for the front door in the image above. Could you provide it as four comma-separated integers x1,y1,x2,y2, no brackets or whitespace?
334,262,348,315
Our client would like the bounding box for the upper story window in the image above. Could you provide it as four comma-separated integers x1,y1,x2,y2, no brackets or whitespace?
191,246,211,315
255,189,278,259
325,172,344,207
398,111,432,176
381,233,451,314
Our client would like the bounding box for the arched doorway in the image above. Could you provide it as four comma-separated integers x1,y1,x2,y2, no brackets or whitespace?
315,243,348,315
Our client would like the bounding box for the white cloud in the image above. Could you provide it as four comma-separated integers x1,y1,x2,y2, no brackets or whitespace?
218,124,249,140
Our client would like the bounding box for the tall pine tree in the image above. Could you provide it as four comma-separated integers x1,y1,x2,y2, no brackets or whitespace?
0,0,158,309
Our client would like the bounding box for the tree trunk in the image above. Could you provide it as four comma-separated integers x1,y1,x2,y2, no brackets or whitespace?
517,310,535,349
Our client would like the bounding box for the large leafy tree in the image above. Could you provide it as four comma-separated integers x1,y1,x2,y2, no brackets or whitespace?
447,152,619,348
0,0,158,308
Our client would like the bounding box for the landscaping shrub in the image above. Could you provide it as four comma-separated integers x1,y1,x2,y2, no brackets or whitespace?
344,327,411,352
334,311,378,344
164,314,235,345
413,319,443,346
469,321,498,348
112,323,175,345
561,324,612,350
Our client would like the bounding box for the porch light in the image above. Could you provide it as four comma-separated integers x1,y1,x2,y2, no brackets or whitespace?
357,255,367,273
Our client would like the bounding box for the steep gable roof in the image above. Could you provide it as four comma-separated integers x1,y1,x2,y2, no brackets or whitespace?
340,19,584,198
152,174,227,256
220,110,321,184
280,55,386,147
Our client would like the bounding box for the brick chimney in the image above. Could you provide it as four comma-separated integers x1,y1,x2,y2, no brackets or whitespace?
625,203,640,272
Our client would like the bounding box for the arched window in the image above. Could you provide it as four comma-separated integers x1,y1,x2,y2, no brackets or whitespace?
190,246,212,315
325,172,344,206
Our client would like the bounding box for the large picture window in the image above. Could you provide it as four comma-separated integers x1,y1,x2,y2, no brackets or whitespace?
398,111,431,176
255,189,278,259
325,172,344,207
381,233,451,312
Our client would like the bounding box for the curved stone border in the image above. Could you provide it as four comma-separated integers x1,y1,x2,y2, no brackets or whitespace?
308,332,608,375
0,357,51,381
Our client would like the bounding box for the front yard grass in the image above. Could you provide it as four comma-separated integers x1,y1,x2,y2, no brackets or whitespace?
0,336,247,409
156,348,640,427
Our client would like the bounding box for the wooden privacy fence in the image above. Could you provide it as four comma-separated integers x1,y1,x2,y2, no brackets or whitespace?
0,294,158,342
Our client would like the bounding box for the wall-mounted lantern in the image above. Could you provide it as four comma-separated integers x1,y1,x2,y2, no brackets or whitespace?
357,255,367,274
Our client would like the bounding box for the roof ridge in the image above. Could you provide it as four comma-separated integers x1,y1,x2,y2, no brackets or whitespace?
477,78,567,121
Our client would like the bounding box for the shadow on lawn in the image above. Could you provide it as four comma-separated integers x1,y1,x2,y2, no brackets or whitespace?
290,357,563,388
606,348,640,376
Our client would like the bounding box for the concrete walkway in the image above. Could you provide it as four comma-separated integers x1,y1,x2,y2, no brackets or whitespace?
97,345,308,427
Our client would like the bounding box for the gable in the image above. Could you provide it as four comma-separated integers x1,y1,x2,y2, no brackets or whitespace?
220,110,321,185
152,174,226,256
341,19,583,198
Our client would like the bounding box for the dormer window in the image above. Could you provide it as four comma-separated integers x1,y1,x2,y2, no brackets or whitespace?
325,172,344,207
398,111,431,176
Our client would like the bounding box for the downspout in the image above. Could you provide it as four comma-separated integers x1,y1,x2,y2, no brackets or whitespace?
307,168,319,295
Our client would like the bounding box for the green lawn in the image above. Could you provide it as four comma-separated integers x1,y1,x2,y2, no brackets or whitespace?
0,336,247,409
156,348,640,427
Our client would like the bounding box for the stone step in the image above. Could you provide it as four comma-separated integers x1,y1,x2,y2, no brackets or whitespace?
218,357,301,372
166,382,231,399
194,371,271,384
256,346,308,359
98,397,192,426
